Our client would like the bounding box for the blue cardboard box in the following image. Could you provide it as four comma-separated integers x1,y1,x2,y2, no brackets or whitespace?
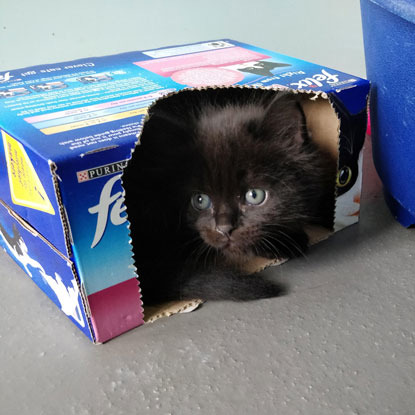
0,40,370,342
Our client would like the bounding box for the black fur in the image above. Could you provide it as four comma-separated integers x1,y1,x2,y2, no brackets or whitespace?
123,88,336,305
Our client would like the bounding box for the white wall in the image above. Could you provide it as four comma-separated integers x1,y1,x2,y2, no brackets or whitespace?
0,0,366,77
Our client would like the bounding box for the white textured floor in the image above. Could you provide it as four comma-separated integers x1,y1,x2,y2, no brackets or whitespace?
1,1,414,414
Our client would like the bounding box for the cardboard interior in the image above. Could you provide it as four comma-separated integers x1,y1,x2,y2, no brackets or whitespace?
129,88,341,322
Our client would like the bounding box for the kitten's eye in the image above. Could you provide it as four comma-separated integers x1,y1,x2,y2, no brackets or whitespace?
337,166,352,188
245,189,267,205
191,193,212,210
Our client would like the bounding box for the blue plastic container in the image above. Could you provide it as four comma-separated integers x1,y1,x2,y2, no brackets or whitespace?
360,0,415,226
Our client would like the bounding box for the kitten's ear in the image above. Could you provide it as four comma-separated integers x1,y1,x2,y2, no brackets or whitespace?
137,103,196,155
261,91,309,145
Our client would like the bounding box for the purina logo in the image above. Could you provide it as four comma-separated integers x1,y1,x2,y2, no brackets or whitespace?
77,160,128,183
0,72,13,83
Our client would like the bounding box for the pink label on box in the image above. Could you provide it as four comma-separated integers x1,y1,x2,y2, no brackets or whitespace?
88,278,143,343
135,47,269,78
171,67,244,87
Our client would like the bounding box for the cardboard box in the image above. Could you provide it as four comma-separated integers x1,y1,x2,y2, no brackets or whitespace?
0,39,369,343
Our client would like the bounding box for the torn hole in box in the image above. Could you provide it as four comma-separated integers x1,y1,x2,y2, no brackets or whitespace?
122,86,344,322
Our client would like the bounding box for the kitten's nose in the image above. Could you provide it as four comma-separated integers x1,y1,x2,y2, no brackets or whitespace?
215,205,236,237
215,223,233,237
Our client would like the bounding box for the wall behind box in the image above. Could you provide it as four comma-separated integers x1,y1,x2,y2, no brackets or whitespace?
0,39,370,342
0,1,365,79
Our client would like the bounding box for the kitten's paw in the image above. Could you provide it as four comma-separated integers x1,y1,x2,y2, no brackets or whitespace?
174,269,288,303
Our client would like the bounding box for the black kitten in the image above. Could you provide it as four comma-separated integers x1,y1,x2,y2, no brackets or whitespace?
123,88,336,304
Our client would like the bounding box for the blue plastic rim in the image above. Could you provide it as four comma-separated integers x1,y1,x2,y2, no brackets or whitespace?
360,0,415,226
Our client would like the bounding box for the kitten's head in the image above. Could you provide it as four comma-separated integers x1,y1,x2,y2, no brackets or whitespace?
183,89,336,265
126,88,336,267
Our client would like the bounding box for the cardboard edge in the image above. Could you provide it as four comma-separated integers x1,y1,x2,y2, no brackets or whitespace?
48,160,74,257
143,299,203,324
